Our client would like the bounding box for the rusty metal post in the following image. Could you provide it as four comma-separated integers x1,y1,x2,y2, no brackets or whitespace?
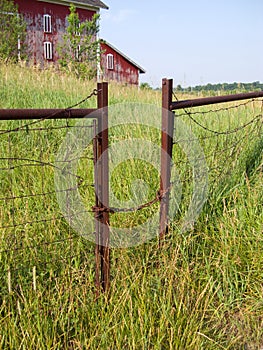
93,119,100,297
95,82,110,294
159,78,174,244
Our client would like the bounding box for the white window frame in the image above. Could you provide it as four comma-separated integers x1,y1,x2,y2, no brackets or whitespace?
44,41,52,60
43,14,52,33
75,45,81,60
75,22,81,36
106,53,114,70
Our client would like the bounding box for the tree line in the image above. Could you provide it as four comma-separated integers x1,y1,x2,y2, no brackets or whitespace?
176,81,263,93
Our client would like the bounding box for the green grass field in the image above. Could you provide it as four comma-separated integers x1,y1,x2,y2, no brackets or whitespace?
0,62,262,349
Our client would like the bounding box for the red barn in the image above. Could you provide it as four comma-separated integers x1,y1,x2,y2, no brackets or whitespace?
100,40,145,85
13,0,146,85
14,0,108,65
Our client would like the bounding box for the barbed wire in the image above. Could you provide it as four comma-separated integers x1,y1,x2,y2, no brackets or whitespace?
92,186,171,215
1,93,262,291
175,97,263,117
0,88,99,136
173,91,263,135
0,89,99,280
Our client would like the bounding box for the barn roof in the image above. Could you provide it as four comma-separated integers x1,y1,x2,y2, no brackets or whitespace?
70,0,109,9
37,0,109,10
101,40,146,74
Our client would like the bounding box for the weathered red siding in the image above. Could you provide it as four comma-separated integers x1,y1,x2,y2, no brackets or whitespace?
100,42,141,85
15,0,96,65
14,1,145,85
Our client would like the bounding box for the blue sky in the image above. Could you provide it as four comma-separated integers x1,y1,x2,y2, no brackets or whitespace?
100,0,263,88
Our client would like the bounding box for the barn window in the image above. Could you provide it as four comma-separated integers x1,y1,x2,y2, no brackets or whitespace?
107,54,114,70
75,23,81,36
43,14,52,33
75,45,81,60
44,41,52,60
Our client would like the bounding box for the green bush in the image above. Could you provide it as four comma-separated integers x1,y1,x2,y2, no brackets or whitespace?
57,5,100,79
0,0,27,62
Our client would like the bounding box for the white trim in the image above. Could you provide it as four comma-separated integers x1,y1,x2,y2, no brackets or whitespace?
75,44,81,59
43,14,52,33
44,41,53,60
75,22,81,36
106,53,114,70
37,0,108,11
0,11,15,15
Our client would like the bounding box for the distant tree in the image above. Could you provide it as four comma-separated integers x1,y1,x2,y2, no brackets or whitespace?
176,84,183,92
140,82,152,90
0,0,27,62
58,5,100,79
178,80,263,94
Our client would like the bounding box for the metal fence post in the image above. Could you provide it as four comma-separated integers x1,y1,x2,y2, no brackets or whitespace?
95,82,110,294
159,78,174,244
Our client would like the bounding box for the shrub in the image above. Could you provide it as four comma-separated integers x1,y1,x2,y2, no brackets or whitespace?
57,5,100,79
0,0,27,62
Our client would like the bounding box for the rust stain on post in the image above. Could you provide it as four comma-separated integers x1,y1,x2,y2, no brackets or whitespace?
159,78,174,245
93,119,100,298
95,82,110,295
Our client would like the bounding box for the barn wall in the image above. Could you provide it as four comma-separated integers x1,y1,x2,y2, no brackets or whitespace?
13,1,142,85
15,0,96,65
100,42,139,85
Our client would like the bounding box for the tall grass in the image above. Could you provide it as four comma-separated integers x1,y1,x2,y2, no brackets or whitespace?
0,62,262,349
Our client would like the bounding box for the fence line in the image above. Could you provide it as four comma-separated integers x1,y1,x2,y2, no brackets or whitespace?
159,78,263,241
0,82,110,296
1,79,262,297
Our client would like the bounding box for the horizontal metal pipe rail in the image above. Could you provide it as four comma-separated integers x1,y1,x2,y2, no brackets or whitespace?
170,90,263,110
160,78,263,244
0,83,110,297
0,108,98,120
